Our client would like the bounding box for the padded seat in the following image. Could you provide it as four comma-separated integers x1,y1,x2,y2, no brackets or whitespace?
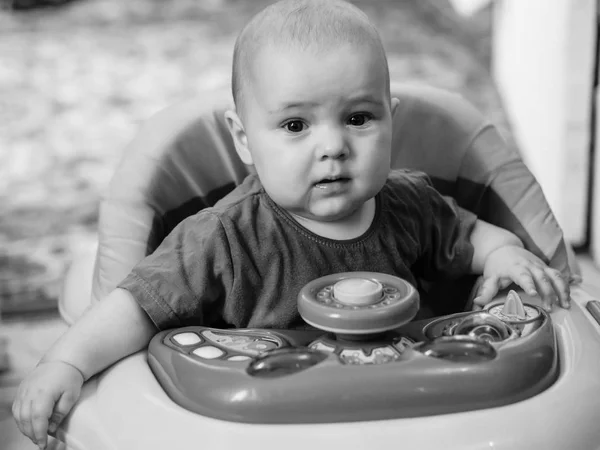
60,85,579,324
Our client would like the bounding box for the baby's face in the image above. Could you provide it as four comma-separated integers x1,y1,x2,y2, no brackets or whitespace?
239,43,396,224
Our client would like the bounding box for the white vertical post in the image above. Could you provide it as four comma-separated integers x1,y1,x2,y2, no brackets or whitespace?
591,55,600,265
492,0,596,247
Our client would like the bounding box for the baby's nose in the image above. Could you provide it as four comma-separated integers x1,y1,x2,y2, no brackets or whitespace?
318,127,348,159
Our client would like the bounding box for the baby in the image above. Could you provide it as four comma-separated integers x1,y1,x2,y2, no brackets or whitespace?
13,0,570,448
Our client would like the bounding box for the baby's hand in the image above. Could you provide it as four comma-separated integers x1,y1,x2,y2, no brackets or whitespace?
473,245,570,311
12,361,84,450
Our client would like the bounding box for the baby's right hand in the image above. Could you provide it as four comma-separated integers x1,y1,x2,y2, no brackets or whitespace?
12,361,85,450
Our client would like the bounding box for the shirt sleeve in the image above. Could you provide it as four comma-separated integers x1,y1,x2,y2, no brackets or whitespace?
413,174,477,280
117,211,233,330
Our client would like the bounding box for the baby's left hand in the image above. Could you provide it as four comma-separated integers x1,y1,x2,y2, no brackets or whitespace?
473,245,570,311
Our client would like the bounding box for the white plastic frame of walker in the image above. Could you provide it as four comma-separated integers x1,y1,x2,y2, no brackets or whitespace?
53,241,600,450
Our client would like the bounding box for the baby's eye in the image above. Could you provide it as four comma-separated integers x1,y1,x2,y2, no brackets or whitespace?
347,113,372,127
283,120,306,133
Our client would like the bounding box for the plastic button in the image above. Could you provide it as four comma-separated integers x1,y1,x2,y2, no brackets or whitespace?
418,336,497,362
502,290,526,320
193,346,224,359
247,348,328,378
172,332,201,346
333,278,383,306
228,355,251,361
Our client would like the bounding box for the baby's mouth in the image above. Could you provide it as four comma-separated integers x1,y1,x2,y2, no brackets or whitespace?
314,177,350,189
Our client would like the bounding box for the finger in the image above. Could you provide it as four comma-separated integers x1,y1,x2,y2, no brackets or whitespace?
468,276,485,306
546,268,571,309
48,390,79,436
473,276,499,307
30,396,54,450
510,269,538,297
16,395,35,444
11,395,24,436
530,266,555,311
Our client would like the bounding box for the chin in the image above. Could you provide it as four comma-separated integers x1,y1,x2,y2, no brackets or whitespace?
316,212,351,223
312,205,361,222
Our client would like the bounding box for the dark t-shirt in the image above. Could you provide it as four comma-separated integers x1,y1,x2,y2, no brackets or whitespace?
118,170,476,330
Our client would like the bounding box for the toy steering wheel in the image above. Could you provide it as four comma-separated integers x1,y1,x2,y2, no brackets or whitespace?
297,272,419,335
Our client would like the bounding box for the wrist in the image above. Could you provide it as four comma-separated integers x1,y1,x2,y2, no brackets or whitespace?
508,235,524,248
38,359,87,382
487,239,523,258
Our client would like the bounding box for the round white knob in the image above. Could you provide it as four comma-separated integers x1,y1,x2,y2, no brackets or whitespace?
333,278,383,306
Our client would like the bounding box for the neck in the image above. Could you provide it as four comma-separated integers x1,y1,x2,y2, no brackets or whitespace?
291,198,376,240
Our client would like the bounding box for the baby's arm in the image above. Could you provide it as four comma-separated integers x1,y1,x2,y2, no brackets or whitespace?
468,219,570,310
12,288,156,449
469,219,523,273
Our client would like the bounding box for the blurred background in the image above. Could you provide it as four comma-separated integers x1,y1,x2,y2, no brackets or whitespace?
0,1,501,444
0,0,502,319
1,0,598,448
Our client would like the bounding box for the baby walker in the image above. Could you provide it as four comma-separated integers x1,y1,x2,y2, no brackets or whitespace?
52,85,600,449
55,270,600,450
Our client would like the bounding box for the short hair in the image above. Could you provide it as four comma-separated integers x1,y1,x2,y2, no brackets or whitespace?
231,0,390,117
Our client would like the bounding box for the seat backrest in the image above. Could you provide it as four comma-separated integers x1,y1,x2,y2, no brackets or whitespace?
390,85,571,274
92,85,576,303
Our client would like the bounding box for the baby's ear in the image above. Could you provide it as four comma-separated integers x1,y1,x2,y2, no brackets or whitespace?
224,110,253,165
390,97,400,116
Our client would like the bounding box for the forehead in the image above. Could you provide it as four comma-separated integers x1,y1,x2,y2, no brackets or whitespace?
247,43,389,112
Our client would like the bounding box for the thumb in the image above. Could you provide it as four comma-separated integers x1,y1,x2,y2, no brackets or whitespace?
47,390,79,436
473,275,500,308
